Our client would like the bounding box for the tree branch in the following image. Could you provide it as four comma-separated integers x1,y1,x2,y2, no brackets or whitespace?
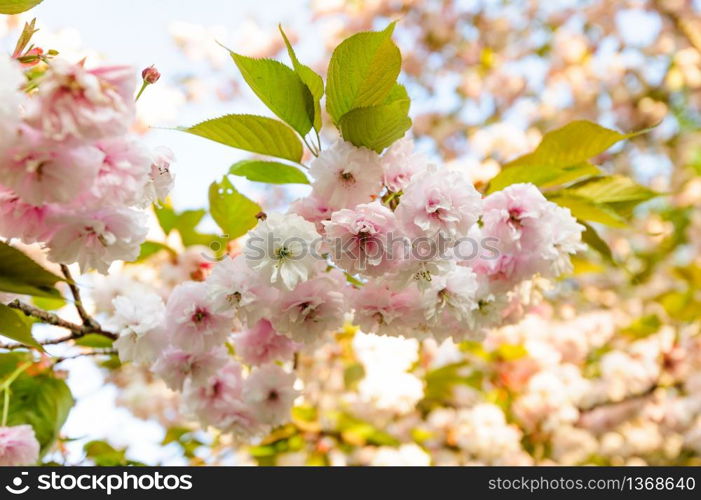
1,268,118,352
60,264,101,330
578,382,659,413
52,349,117,365
4,299,117,347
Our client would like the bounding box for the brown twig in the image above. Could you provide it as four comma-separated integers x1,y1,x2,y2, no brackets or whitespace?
578,382,659,413
60,264,101,331
8,299,89,333
52,349,117,365
1,267,118,352
4,299,117,348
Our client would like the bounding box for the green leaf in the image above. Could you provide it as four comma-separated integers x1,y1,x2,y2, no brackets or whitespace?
181,114,303,162
504,121,647,169
100,354,122,371
174,210,214,246
0,242,63,298
326,22,401,123
154,204,179,235
422,361,483,405
74,334,114,348
229,52,314,136
657,291,699,322
154,206,217,248
333,411,400,446
496,343,528,361
344,272,364,287
488,162,600,193
32,296,66,311
343,362,365,390
209,177,261,240
228,160,309,185
621,314,661,339
84,440,128,466
547,195,627,227
0,303,42,350
563,175,658,204
135,241,176,262
0,0,43,14
0,359,74,456
570,255,605,274
579,221,614,263
279,26,324,132
383,82,410,103
162,426,192,445
339,98,412,153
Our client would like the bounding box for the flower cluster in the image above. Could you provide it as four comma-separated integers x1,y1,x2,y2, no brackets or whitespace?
0,55,174,273
0,425,40,466
109,137,583,438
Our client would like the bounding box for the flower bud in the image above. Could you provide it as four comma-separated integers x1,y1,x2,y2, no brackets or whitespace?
141,65,160,84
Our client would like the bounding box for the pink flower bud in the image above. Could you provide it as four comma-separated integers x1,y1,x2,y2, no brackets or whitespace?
141,65,160,84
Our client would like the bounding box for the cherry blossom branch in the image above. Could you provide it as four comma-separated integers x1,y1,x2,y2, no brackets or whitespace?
577,377,685,428
578,383,659,414
60,264,102,331
5,299,117,342
52,349,117,365
0,268,117,351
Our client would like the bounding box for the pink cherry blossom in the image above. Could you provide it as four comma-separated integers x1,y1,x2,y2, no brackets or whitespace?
143,146,175,206
182,361,266,438
381,138,429,192
481,183,552,254
479,185,584,282
109,290,167,365
0,126,103,206
0,185,54,243
47,206,148,274
205,254,279,325
271,271,347,345
289,194,334,234
465,226,540,292
152,346,230,391
309,140,383,210
26,59,136,141
86,136,152,206
395,164,482,240
244,213,323,290
420,264,479,326
469,252,534,292
468,275,510,332
243,364,298,425
0,425,40,466
233,319,300,365
323,201,399,277
351,280,423,337
165,281,234,353
0,55,25,146
538,203,585,276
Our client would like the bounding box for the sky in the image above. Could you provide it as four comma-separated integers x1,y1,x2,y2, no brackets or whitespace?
23,0,318,215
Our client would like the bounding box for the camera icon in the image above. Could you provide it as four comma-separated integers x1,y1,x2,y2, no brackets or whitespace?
5,472,29,494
